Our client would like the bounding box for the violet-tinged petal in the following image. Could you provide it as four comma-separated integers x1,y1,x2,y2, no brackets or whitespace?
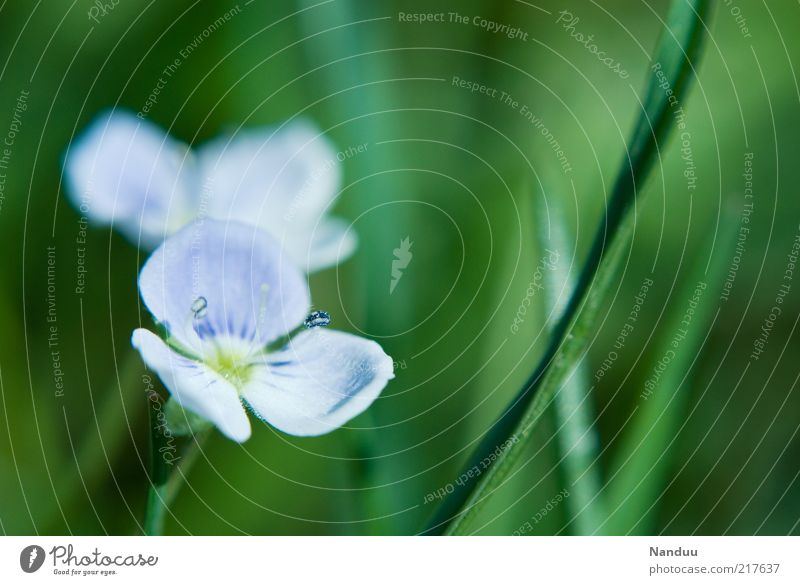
132,328,251,442
138,219,309,349
241,329,394,436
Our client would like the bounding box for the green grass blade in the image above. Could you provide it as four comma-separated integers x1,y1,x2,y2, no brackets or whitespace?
424,0,710,535
536,188,606,535
442,216,634,535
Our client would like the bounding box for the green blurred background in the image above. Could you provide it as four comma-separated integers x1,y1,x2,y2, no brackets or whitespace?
1,0,799,535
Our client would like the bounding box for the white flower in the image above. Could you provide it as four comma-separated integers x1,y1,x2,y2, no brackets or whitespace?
132,219,393,442
64,109,356,272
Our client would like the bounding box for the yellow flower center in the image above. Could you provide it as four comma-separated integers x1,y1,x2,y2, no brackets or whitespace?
200,336,261,391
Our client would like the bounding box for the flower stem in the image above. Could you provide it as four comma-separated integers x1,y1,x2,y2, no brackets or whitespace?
142,405,209,536
143,398,170,536
143,483,168,536
164,432,209,506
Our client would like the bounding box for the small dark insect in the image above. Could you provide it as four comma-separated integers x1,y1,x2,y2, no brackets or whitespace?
304,310,331,328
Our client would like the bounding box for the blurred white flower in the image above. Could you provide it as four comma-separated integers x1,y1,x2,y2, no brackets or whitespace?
64,109,356,272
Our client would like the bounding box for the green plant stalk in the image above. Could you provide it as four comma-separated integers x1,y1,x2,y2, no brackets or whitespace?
603,215,738,534
142,484,168,536
164,431,210,506
537,190,606,535
142,408,209,536
444,216,634,535
553,370,604,533
143,397,170,536
423,0,710,535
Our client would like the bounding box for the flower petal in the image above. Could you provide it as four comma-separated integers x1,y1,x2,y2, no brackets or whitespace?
196,120,348,270
241,329,394,436
132,329,250,442
287,216,358,273
138,219,310,349
63,109,195,248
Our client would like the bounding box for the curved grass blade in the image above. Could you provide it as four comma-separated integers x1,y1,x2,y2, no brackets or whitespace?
536,188,606,535
423,0,711,535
